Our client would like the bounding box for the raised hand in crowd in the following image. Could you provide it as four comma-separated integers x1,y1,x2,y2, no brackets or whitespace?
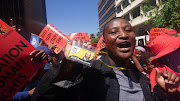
131,55,143,72
28,88,36,96
30,49,48,63
155,68,180,94
10,19,21,32
53,40,93,81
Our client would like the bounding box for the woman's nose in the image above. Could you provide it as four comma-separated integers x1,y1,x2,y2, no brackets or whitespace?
117,31,129,40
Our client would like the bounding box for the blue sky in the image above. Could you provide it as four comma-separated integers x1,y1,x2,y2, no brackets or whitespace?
45,0,99,36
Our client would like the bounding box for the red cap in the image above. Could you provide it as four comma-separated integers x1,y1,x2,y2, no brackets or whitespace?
150,34,180,64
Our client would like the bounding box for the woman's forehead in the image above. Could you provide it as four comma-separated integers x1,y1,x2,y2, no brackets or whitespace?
105,19,131,29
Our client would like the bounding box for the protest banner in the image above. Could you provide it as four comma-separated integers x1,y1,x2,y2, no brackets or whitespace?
39,24,69,54
30,33,40,48
96,36,105,52
164,29,177,35
95,36,105,54
67,32,90,42
148,28,167,47
0,19,46,101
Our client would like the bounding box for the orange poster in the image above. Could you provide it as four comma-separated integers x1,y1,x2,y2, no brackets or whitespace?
164,29,177,35
148,28,167,47
39,24,69,54
96,36,105,54
0,19,46,101
67,32,90,42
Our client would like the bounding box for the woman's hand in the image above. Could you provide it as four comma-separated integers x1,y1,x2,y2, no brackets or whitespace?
30,49,48,63
155,68,180,94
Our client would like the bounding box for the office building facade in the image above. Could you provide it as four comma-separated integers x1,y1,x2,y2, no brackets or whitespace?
115,0,160,36
0,0,47,41
98,0,116,36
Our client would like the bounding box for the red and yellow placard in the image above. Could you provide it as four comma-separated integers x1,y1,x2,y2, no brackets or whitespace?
67,32,90,42
39,24,69,54
0,19,46,101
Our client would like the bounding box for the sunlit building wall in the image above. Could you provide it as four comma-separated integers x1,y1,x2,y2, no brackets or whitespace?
98,0,116,36
115,0,160,36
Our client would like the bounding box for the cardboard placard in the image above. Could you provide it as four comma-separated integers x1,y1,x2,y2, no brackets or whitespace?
39,24,69,54
0,19,46,101
164,29,177,35
67,32,90,42
148,28,167,47
68,41,95,66
96,36,105,54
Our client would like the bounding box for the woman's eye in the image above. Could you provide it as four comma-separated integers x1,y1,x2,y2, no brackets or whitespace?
125,29,132,32
110,31,117,34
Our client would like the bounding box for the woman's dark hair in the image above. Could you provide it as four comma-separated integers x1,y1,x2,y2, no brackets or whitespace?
139,52,155,67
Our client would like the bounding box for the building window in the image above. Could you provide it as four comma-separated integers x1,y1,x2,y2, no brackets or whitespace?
123,14,130,21
98,0,105,11
117,5,122,13
99,6,115,25
123,0,130,8
99,0,113,18
132,6,140,19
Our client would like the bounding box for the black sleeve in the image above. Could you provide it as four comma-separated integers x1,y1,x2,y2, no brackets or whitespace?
31,54,65,101
32,84,81,101
31,52,85,101
152,85,180,101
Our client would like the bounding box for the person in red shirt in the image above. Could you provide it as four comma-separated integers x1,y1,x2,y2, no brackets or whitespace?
150,33,180,92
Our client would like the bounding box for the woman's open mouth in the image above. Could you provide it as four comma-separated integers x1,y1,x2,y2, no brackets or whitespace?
117,42,131,52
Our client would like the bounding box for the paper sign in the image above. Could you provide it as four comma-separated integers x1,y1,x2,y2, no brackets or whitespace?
39,24,69,54
164,29,177,35
96,36,105,54
68,41,95,66
30,33,40,48
0,19,46,101
67,32,90,42
148,28,167,47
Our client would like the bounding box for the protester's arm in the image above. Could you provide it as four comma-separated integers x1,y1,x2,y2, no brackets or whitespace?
28,88,36,96
54,41,81,81
12,91,29,100
12,88,35,100
30,41,82,80
153,68,180,101
31,40,92,101
131,55,143,72
153,85,180,101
